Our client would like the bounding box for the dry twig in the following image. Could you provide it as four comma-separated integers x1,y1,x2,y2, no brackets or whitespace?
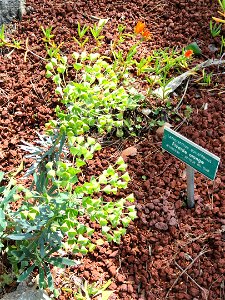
165,246,209,299
174,261,209,299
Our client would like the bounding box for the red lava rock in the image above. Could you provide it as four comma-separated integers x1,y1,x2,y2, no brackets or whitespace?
168,217,178,226
175,199,184,209
2,110,8,116
155,222,169,231
117,274,126,283
83,271,90,279
176,292,192,299
9,150,17,156
109,282,117,290
119,284,128,292
121,146,137,161
127,283,134,293
146,203,155,210
108,266,117,277
109,250,119,258
127,255,135,263
220,135,225,144
189,286,200,297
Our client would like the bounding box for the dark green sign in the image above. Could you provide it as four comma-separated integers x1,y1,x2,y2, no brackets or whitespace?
162,127,220,180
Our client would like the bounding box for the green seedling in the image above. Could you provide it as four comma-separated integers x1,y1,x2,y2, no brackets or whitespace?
218,0,225,12
41,26,63,59
112,43,138,78
77,22,89,39
195,69,212,86
220,35,225,55
0,25,21,49
184,105,193,119
90,18,108,45
41,26,54,43
111,24,134,50
210,20,222,37
202,69,212,86
73,22,89,48
0,25,6,46
74,279,113,300
135,54,155,76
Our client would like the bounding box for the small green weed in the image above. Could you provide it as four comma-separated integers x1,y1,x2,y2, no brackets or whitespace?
218,0,225,12
90,18,108,46
73,22,89,48
0,25,21,49
73,279,113,300
209,20,222,37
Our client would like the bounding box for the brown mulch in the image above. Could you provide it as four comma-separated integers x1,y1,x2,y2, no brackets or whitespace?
0,0,225,299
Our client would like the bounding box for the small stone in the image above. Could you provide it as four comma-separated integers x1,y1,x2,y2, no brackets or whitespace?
108,265,117,276
220,135,225,144
109,282,117,290
83,271,90,279
2,110,8,116
155,222,168,231
117,274,126,283
127,283,134,293
121,146,137,161
9,150,17,157
109,250,118,258
119,284,128,292
169,217,178,226
156,122,173,137
189,286,200,297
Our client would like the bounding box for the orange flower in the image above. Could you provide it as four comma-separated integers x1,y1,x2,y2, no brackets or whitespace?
142,29,151,40
134,21,145,34
184,49,193,58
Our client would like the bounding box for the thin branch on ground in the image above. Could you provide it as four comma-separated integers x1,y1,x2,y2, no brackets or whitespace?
165,246,209,299
174,261,209,299
175,77,190,111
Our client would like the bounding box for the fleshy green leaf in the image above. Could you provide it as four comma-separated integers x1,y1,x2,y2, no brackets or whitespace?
18,265,35,282
185,42,202,55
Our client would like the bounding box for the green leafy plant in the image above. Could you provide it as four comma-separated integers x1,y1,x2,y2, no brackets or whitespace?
185,42,202,55
212,0,225,24
209,20,222,37
45,49,144,137
90,18,108,46
73,279,113,300
184,105,193,119
0,135,136,290
0,25,21,49
20,131,67,177
220,35,225,55
73,22,89,48
0,273,14,287
218,0,225,12
41,26,54,43
142,48,193,100
112,44,139,78
43,23,195,134
201,69,213,86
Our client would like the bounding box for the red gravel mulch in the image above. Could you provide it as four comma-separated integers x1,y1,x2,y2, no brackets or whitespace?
0,0,225,299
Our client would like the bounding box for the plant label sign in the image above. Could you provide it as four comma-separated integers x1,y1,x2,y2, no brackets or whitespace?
162,127,220,180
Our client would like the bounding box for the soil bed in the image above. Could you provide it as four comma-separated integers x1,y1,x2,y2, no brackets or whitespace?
0,0,225,299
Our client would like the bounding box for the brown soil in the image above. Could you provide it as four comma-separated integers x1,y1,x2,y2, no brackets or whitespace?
0,0,225,299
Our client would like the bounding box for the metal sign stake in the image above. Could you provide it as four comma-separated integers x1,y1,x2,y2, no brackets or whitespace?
186,164,195,208
162,127,220,209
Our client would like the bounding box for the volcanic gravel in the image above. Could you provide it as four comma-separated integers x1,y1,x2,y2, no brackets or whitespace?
0,0,225,299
